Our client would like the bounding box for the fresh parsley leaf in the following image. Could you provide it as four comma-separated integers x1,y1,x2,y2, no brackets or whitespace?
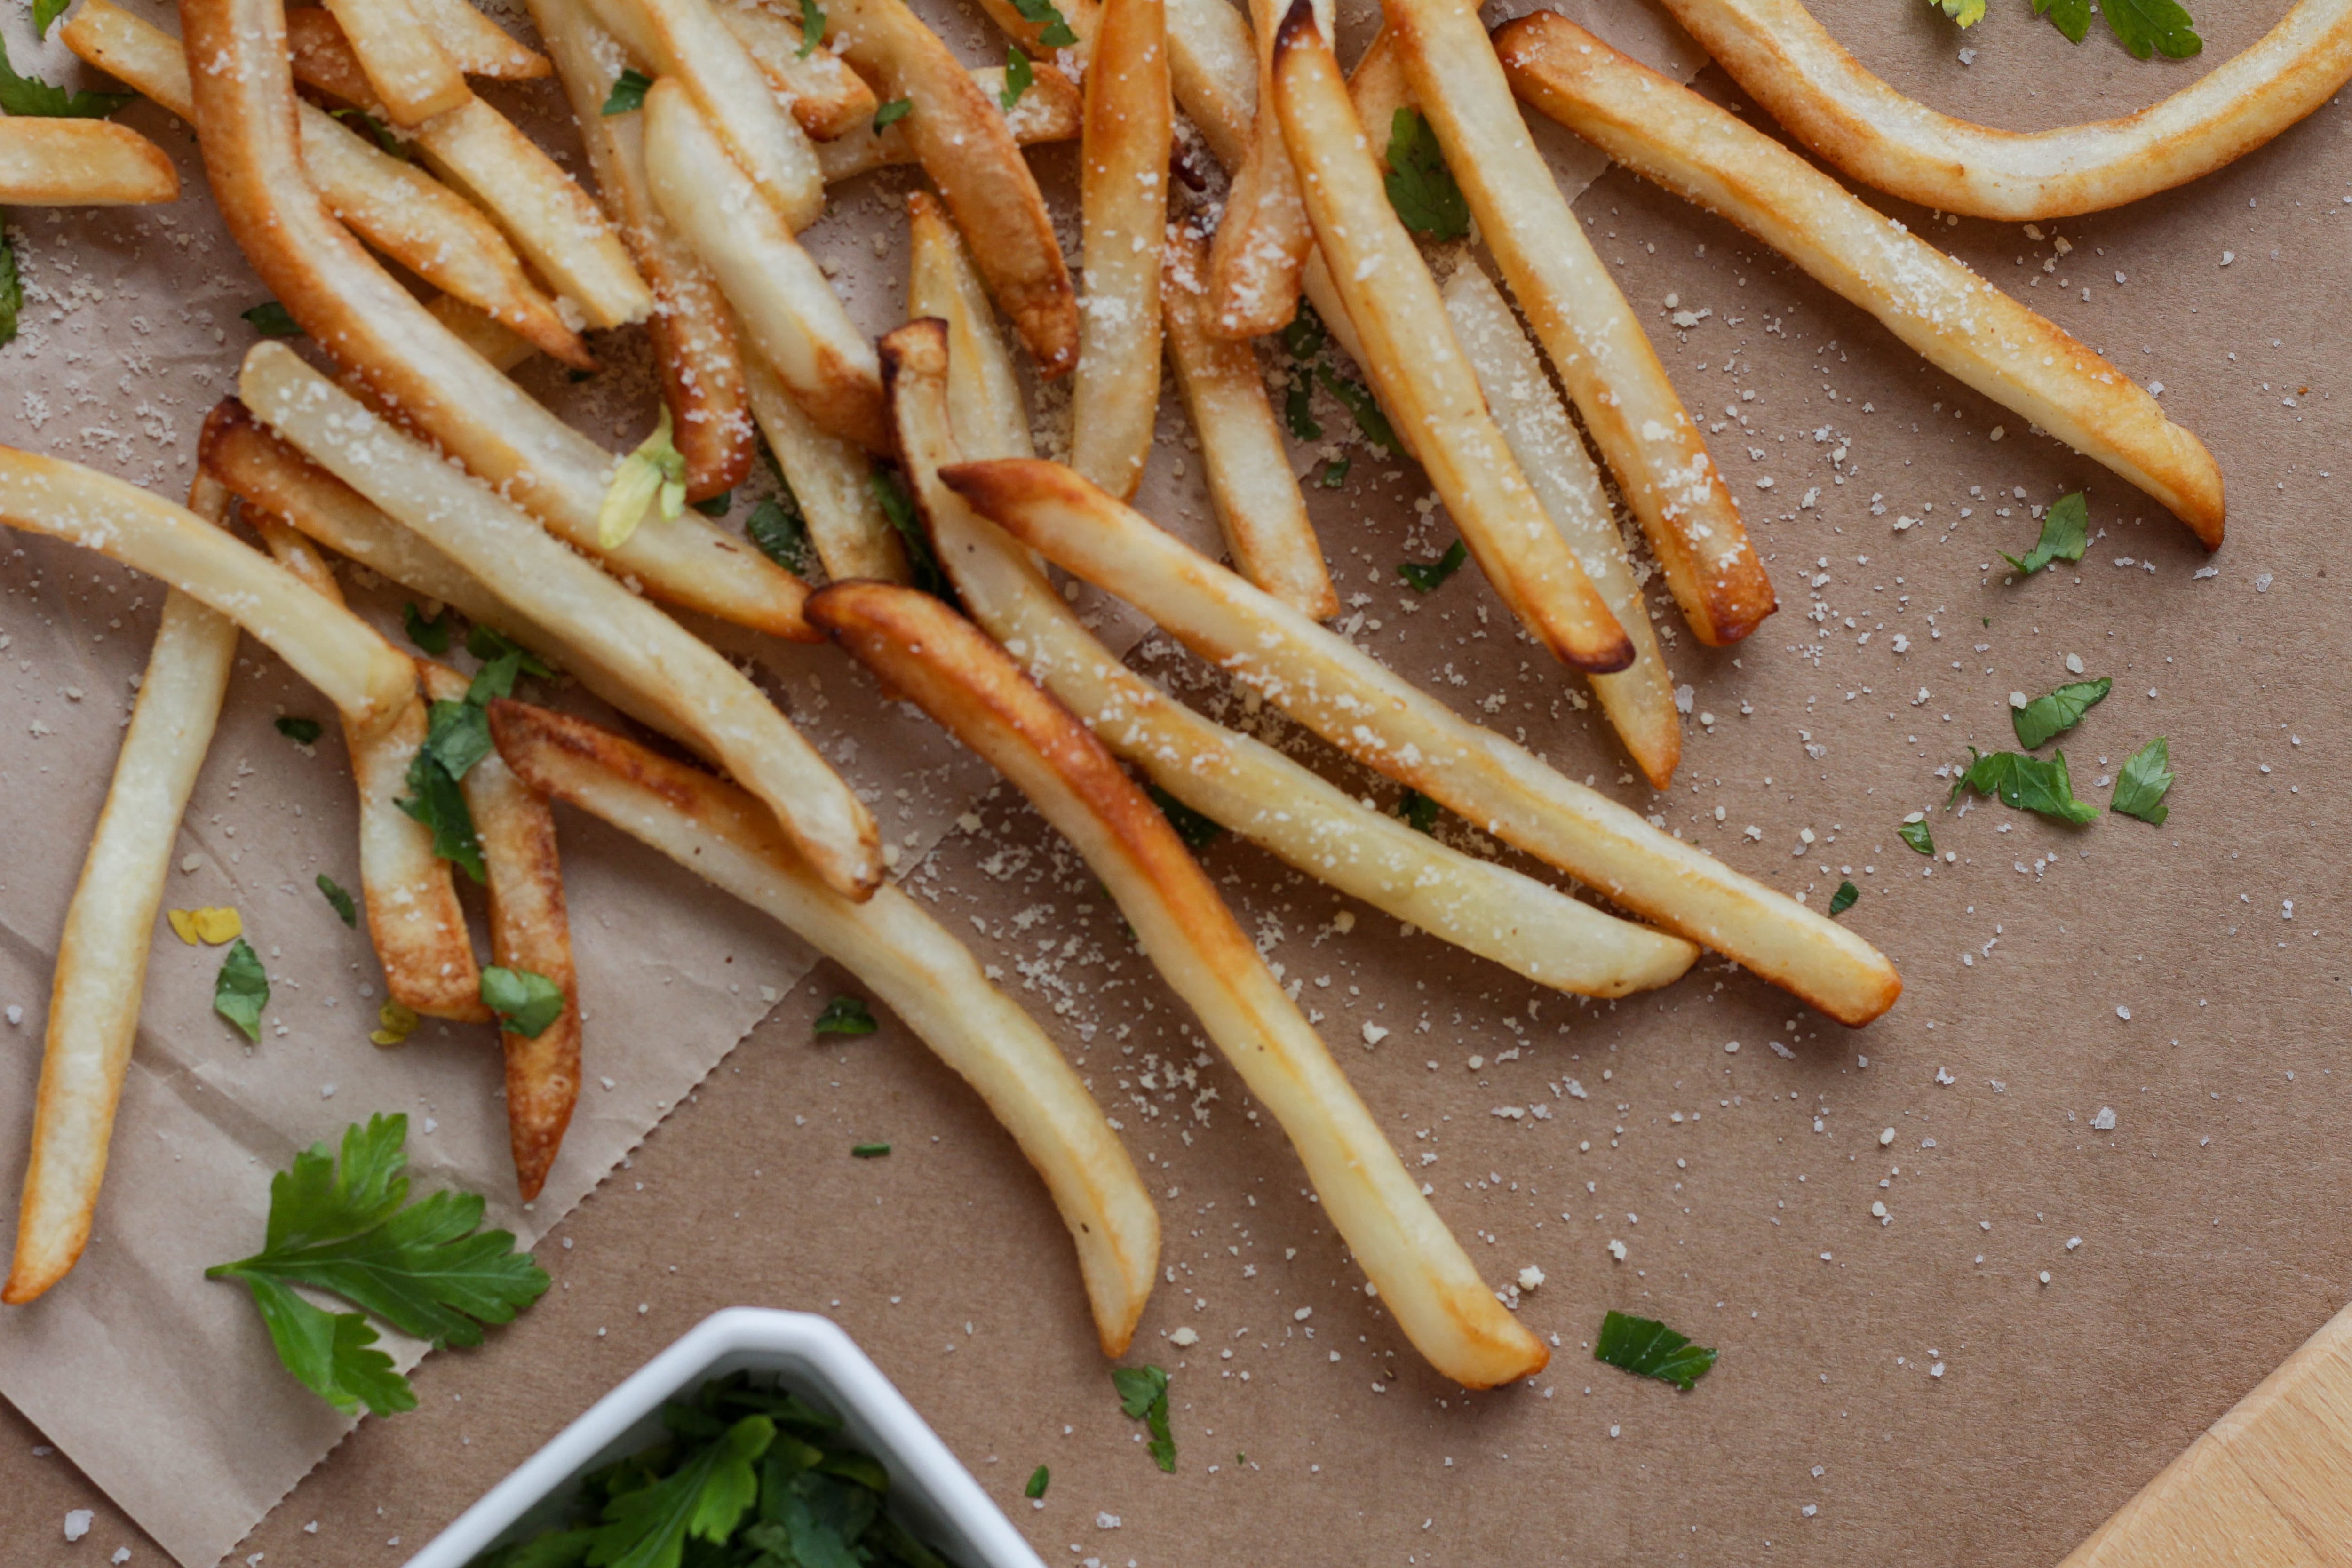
1001,47,1034,111
206,1114,550,1412
33,0,71,40
873,97,913,131
0,31,133,117
796,0,826,57
2104,0,2200,57
1949,747,2098,825
1283,372,1322,442
1383,108,1469,242
868,465,951,600
814,995,878,1035
1398,540,1468,594
2003,491,2090,576
1397,788,1440,834
329,106,409,159
276,715,324,745
1112,1365,1175,1472
1316,366,1400,455
0,229,20,350
1897,814,1935,856
600,408,689,550
1317,457,1350,489
2012,677,2110,749
1009,0,1077,48
690,489,732,517
850,1142,891,1158
2110,736,2174,825
1024,1465,1050,1499
1929,0,1985,25
482,966,567,1038
1594,1309,1717,1390
404,601,453,655
468,623,556,679
591,1412,772,1568
423,697,496,781
242,301,305,339
1828,880,1859,916
214,937,270,1041
2032,0,2093,41
399,751,487,881
601,67,652,115
317,874,358,928
1149,784,1224,850
746,493,813,573
1280,303,1326,362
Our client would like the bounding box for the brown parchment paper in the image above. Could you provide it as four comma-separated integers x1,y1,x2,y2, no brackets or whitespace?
8,0,2351,1561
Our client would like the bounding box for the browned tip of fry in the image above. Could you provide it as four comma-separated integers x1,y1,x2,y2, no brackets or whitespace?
1273,0,1323,56
198,397,262,473
879,318,954,409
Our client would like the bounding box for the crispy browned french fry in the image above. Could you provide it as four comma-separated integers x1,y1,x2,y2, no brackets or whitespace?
945,457,1906,1026
1496,13,2228,548
741,357,907,582
1070,0,1169,496
642,77,888,454
184,0,816,637
814,60,1081,182
405,0,554,80
1442,264,1680,788
708,0,881,140
1201,0,1317,338
323,0,472,125
240,342,884,899
3,485,238,1306
1270,8,1632,675
531,0,756,498
824,0,1080,376
417,666,580,1198
489,697,1159,1353
1377,0,1776,648
806,579,1549,1389
1655,0,2352,221
0,118,178,206
906,191,1033,462
1162,225,1335,617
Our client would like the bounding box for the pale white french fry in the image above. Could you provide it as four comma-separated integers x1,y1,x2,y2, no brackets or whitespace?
814,60,1081,183
642,76,888,454
1346,21,1409,159
906,191,1034,462
489,697,1159,1354
943,457,1907,1026
1200,0,1320,338
806,580,1549,1389
2,484,237,1306
0,118,178,206
1496,13,2228,548
1442,264,1680,789
741,356,907,583
708,0,881,140
323,0,472,125
404,0,554,80
239,342,885,899
1163,0,1252,164
1070,0,1170,498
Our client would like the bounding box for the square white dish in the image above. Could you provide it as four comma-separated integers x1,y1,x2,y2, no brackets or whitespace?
403,1306,1046,1568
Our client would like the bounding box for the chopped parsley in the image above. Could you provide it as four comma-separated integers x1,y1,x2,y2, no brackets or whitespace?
422,697,496,781
746,492,814,574
1930,0,1986,23
869,464,951,600
1398,540,1468,594
691,489,733,517
0,229,19,350
1398,788,1440,834
0,31,133,117
873,96,913,132
851,1142,892,1158
600,67,652,114
206,1114,548,1416
814,995,879,1035
1316,364,1401,455
398,746,486,882
241,301,305,339
329,106,409,159
1897,814,1935,856
32,0,70,39
1317,456,1351,489
403,601,453,655
2002,491,2089,577
797,0,826,56
1113,1364,1175,1472
1001,47,1034,111
2038,0,2198,54
1383,108,1468,243
1024,1465,1050,1499
2109,737,2174,824
1828,880,1859,916
213,938,270,1041
466,623,554,701
2011,677,2110,749
275,715,324,745
481,966,567,1038
317,874,359,928
1283,372,1322,442
1280,304,1327,362
1009,0,1078,48
1149,784,1225,850
1594,1309,1717,1390
1949,747,2098,825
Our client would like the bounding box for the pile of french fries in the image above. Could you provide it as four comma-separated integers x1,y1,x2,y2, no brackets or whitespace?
0,0,2265,1381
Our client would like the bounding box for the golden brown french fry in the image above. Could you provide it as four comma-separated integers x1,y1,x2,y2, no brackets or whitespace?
1201,0,1318,338
530,0,756,498
424,293,538,373
1270,9,1632,676
709,0,881,140
642,77,887,453
3,486,238,1306
1655,0,2352,221
1164,0,1252,162
1377,0,1775,648
404,0,554,80
1346,21,1409,159
240,342,884,899
945,457,1907,1026
888,319,1694,997
741,356,907,583
184,0,816,638
489,697,1158,1353
806,580,1548,1389
906,191,1033,462
1442,264,1680,788
322,0,472,125
1070,0,1169,497
418,666,580,1199
813,60,1081,182
1162,225,1335,617
1496,13,2229,548
0,118,178,206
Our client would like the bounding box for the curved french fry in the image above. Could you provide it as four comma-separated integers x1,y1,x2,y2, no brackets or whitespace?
1071,0,1170,496
709,0,881,140
906,192,1035,462
1201,0,1319,338
488,698,1159,1355
405,0,554,80
0,119,178,206
321,0,470,125
1496,13,2226,548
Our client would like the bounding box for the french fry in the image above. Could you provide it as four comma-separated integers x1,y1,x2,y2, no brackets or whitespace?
0,446,413,732
708,0,881,140
1496,13,2229,548
487,697,1159,1354
249,518,490,1024
286,9,654,333
1162,225,1335,617
1201,0,1317,338
888,319,1695,998
1163,0,1253,165
805,580,1549,1389
2,486,238,1305
1379,0,1779,647
741,356,908,583
578,0,826,230
1069,0,1170,497
906,191,1034,462
1652,0,2352,221
61,0,589,368
1442,264,1680,788
1269,9,1633,676
813,60,1081,182
1345,21,1409,156
530,0,757,497
183,0,816,638
238,342,884,899
942,457,1906,1026
0,119,178,207
824,0,1080,377
418,667,580,1200
320,0,473,125
425,294,538,373
641,76,888,453
403,0,554,80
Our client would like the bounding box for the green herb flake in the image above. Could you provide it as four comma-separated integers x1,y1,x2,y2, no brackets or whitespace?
814,995,879,1036
0,31,134,117
2012,677,2110,749
1897,814,1935,856
1001,46,1035,110
2032,0,2093,41
851,1142,892,1159
404,601,453,655
0,229,20,350
1594,1309,1717,1390
601,67,652,114
33,0,71,40
797,0,827,56
1828,880,1859,916
1024,1465,1050,1499
690,489,732,517
2002,491,2090,576
422,697,496,781
398,750,487,882
1283,372,1322,442
1948,747,2099,826
873,96,913,131
1010,0,1078,48
1148,784,1225,851
1112,1364,1175,1472
1397,788,1440,835
869,464,952,599
1317,456,1351,489
317,874,359,928
2103,0,2200,57
1316,365,1401,455
242,301,305,339
482,966,567,1038
1930,0,1985,25
1398,540,1468,594
275,715,324,745
745,495,813,575
213,937,270,1041
1383,108,1468,243
329,105,409,159
2109,736,2174,825
1279,304,1326,362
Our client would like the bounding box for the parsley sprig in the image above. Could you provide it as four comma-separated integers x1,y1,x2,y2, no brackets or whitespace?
1383,108,1468,243
1949,747,2098,825
2002,492,2089,577
0,30,133,117
2011,677,2109,750
1113,1364,1176,1472
0,228,20,350
2035,0,2199,56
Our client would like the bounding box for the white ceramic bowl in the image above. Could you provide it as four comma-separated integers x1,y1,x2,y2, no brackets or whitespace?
404,1307,1046,1568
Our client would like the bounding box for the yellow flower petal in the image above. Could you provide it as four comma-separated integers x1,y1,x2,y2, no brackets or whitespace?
167,910,201,944
191,907,243,944
369,999,421,1047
